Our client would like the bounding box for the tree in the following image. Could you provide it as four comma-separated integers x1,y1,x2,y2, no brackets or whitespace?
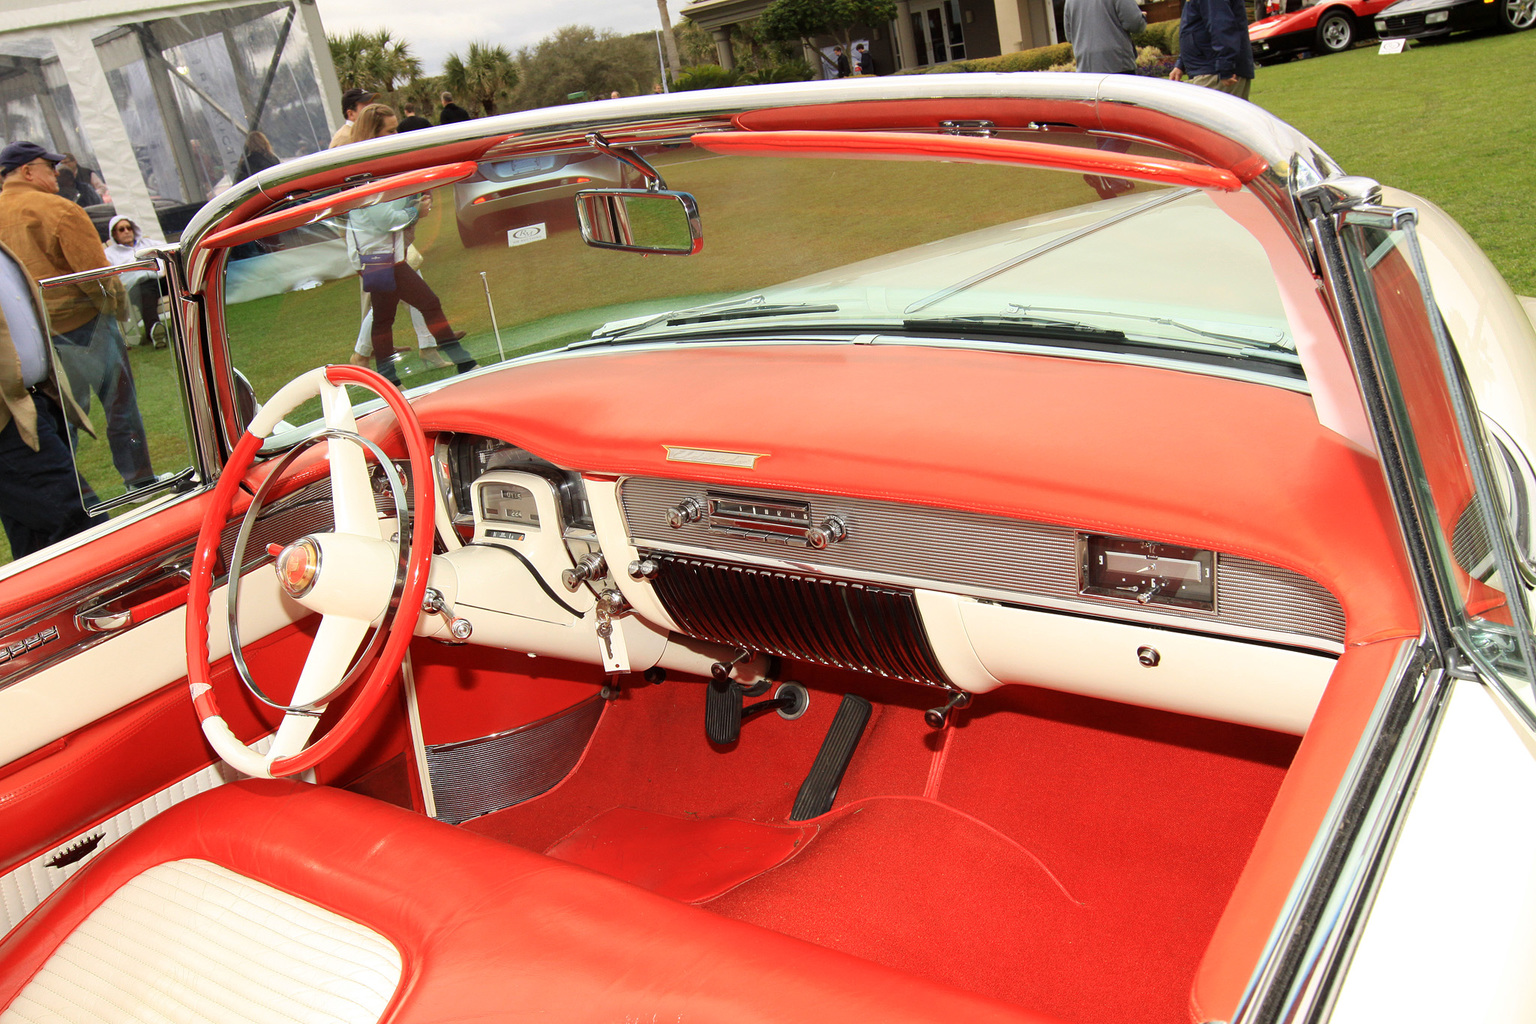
676,17,805,76
327,29,422,96
376,39,423,94
760,0,897,63
444,42,520,117
329,31,375,91
656,0,682,83
511,26,657,111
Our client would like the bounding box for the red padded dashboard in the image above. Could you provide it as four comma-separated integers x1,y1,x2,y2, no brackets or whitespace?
413,342,1419,646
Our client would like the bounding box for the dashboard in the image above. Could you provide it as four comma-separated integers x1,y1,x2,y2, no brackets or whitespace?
427,432,1347,735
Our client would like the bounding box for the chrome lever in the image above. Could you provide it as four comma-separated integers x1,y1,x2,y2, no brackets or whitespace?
422,588,472,642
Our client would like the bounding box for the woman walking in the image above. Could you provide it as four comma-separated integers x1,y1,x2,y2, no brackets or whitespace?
346,104,475,380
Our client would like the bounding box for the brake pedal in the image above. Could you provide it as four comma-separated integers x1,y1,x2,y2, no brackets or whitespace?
789,694,872,821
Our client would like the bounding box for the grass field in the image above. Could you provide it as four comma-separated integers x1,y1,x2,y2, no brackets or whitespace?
6,32,1532,566
1248,28,1536,296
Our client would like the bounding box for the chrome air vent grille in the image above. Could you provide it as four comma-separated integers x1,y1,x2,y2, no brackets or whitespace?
621,477,1347,649
649,555,949,687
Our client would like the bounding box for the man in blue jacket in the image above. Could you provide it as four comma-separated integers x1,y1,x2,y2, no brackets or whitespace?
1170,0,1255,98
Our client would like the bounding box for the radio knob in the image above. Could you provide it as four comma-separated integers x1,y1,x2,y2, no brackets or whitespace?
805,515,847,550
628,558,658,581
667,497,705,529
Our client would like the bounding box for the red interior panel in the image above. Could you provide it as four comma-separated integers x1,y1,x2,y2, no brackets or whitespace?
409,642,602,746
1191,638,1408,1022
413,344,1419,645
0,623,301,877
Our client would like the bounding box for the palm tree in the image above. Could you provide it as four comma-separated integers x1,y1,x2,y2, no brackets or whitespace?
380,41,423,94
328,29,423,95
443,42,519,117
329,31,375,91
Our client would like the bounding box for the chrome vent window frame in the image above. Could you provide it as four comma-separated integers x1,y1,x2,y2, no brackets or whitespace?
620,477,1346,652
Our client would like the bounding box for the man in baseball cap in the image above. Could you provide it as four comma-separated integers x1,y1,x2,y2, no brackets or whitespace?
0,141,66,176
330,88,377,148
0,139,157,493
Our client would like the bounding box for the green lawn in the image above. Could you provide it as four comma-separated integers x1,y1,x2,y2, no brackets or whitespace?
1248,29,1536,296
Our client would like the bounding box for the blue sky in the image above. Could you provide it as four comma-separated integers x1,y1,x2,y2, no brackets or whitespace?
315,0,684,78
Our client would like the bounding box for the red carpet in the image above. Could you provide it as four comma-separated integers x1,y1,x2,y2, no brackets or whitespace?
462,666,1295,1024
547,807,815,903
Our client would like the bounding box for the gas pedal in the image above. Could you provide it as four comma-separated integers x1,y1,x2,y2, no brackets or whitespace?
705,679,744,744
789,694,872,821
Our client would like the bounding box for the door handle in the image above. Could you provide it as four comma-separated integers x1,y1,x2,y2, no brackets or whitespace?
76,562,192,633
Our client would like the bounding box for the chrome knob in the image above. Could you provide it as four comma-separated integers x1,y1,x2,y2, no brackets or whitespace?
561,553,607,591
667,497,705,529
628,558,658,581
1137,646,1160,667
805,515,847,550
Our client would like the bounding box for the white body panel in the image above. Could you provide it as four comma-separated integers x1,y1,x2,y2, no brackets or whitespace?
1332,678,1536,1022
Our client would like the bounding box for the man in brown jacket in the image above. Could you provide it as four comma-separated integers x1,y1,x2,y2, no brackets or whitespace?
0,141,155,491
0,234,105,559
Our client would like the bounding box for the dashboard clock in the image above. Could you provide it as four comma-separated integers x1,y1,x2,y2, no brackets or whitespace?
1080,533,1216,611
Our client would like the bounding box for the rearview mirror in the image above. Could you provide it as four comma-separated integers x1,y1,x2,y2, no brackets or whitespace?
575,189,702,255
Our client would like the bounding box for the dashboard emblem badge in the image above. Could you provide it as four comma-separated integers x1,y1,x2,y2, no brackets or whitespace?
275,538,321,598
664,446,767,470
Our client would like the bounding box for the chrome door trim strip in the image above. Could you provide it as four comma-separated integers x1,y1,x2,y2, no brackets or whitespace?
1231,637,1444,1024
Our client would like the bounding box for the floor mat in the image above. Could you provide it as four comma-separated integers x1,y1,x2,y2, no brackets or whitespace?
546,807,816,903
461,669,1294,1024
704,796,1097,1016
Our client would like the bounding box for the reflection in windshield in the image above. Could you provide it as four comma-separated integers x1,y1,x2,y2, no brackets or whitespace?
223,139,1301,446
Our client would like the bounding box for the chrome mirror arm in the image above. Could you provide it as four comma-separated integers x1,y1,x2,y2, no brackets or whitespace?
586,131,668,192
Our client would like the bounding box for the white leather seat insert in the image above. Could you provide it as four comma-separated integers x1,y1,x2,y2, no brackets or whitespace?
0,858,402,1024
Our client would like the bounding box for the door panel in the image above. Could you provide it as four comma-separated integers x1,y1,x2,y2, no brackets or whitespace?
0,452,412,938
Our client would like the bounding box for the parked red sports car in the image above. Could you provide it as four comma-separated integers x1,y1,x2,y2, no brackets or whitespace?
1249,0,1399,60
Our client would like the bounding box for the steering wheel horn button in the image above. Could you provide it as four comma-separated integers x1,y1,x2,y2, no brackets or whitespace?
276,538,321,599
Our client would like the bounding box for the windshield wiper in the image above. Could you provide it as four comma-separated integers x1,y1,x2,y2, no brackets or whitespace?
1007,303,1296,358
903,314,1127,344
902,314,1305,378
582,296,839,344
665,302,839,326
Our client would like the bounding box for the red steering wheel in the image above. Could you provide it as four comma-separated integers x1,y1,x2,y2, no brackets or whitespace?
185,365,435,778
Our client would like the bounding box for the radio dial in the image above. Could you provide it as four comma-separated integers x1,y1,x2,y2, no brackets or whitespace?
805,515,848,550
667,497,705,529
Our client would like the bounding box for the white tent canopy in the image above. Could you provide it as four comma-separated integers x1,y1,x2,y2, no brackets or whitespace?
0,0,342,241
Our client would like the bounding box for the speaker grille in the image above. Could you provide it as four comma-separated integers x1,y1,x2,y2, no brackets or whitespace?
649,554,948,687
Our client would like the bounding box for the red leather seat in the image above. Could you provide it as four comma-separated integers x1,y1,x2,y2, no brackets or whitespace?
0,780,1067,1023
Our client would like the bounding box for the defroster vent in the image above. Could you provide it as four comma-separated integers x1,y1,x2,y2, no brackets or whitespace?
649,554,949,687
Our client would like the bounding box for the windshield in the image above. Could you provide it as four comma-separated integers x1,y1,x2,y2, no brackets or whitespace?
221,133,1301,444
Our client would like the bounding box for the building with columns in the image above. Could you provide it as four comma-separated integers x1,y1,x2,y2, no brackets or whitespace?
681,0,1059,77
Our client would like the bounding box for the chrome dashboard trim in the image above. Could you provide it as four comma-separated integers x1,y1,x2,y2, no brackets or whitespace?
620,476,1346,653
664,446,767,469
